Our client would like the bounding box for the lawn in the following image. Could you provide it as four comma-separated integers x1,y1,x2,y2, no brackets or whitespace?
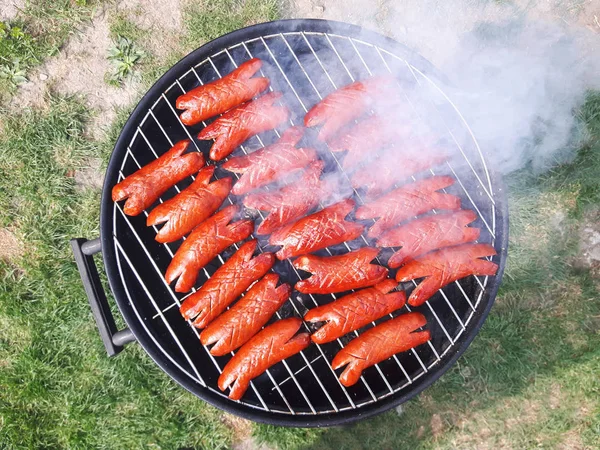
0,1,599,449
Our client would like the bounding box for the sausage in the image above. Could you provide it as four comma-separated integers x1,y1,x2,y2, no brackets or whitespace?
331,312,430,387
378,210,480,267
294,247,388,294
351,146,447,198
179,240,274,324
197,92,289,161
327,115,412,169
146,166,232,243
200,273,290,355
222,126,317,195
112,140,204,216
176,58,270,126
244,161,325,235
355,176,461,238
165,205,253,293
304,76,400,141
304,279,406,344
396,243,498,306
269,199,364,260
218,318,310,400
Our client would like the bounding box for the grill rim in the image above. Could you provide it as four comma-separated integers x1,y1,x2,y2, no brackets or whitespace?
100,18,509,427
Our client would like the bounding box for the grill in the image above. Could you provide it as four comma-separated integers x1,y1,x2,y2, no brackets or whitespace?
71,19,508,427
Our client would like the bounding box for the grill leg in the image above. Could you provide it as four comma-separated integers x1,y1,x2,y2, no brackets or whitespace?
71,237,136,356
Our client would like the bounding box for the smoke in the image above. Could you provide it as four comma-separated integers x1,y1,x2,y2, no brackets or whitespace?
301,0,600,174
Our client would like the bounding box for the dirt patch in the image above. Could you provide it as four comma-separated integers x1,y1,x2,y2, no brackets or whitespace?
11,7,141,139
74,157,105,191
117,0,183,59
558,429,585,450
221,413,273,450
573,210,600,278
430,413,444,438
0,228,23,262
0,0,25,22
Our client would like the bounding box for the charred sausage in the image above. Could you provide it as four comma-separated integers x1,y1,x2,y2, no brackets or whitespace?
200,274,290,355
218,318,310,400
165,205,253,292
176,58,270,126
197,92,289,161
146,166,232,243
395,243,498,306
112,140,204,216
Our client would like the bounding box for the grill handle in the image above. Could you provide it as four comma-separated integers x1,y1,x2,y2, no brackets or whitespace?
71,237,136,357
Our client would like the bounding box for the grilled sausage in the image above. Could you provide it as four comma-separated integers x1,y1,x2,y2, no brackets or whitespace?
269,199,364,260
396,243,498,306
112,140,204,216
176,58,270,126
165,205,253,293
179,240,274,325
355,176,461,238
146,166,232,243
378,210,480,267
304,76,400,141
351,146,447,198
331,312,430,387
294,247,387,294
218,318,310,400
244,161,325,235
304,279,406,344
223,126,317,195
197,92,289,161
200,274,290,355
327,115,412,169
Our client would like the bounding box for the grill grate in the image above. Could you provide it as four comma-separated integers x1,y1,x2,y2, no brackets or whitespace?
105,25,505,419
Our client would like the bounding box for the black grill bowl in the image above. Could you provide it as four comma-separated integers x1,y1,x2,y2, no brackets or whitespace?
84,19,510,427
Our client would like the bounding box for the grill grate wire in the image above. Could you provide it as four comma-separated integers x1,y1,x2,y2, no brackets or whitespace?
110,30,501,416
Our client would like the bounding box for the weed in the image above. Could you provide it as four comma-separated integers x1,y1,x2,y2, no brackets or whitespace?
106,36,145,85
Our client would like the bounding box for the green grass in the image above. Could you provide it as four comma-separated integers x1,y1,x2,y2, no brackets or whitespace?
184,0,279,47
1,1,599,448
0,95,231,449
0,0,101,100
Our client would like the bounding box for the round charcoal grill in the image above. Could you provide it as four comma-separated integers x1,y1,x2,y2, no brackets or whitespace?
71,19,508,427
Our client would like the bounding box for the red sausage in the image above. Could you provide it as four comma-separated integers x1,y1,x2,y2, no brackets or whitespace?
176,58,270,126
222,126,317,195
396,243,498,306
327,115,412,169
218,318,310,400
331,312,430,387
351,146,447,198
269,199,364,260
146,166,232,243
355,176,461,238
378,210,480,267
165,205,253,293
200,273,290,356
304,279,406,344
112,140,204,216
244,161,326,235
179,240,274,324
304,76,400,141
294,247,387,294
197,92,289,161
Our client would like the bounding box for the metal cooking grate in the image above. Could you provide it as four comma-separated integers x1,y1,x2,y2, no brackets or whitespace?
109,28,502,416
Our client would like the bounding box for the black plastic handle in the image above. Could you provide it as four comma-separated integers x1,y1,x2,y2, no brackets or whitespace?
71,237,136,356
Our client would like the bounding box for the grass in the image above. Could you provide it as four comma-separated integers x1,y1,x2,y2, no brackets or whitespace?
1,1,599,449
0,0,100,100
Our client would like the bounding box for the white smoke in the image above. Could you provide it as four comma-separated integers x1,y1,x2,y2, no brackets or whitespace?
294,0,600,174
